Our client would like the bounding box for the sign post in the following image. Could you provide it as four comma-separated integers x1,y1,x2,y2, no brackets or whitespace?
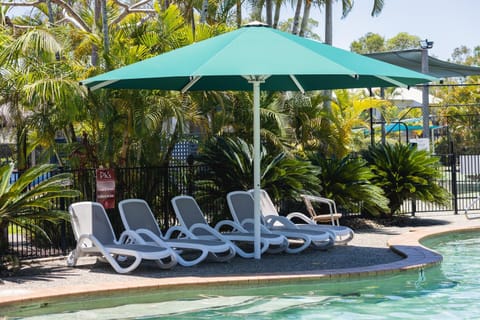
96,168,116,209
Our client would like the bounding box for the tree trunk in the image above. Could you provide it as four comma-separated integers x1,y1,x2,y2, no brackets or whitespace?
252,0,264,22
236,0,242,28
325,0,333,44
323,0,333,111
272,0,282,29
265,0,273,26
118,106,132,168
16,126,28,171
191,7,196,40
291,0,303,35
299,0,311,37
91,0,101,66
46,0,54,24
101,0,110,69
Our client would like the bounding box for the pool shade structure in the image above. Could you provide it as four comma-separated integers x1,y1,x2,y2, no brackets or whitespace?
81,22,436,259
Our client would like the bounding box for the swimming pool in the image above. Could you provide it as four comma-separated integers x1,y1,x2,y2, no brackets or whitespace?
3,230,479,319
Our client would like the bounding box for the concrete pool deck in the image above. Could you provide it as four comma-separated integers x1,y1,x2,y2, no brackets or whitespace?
1,213,479,308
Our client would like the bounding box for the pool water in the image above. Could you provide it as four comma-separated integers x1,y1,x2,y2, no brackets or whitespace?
3,231,479,319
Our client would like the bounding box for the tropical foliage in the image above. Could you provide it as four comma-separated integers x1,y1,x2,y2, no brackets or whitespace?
0,163,80,251
194,136,319,220
0,0,476,232
351,31,421,54
307,153,389,216
362,143,450,216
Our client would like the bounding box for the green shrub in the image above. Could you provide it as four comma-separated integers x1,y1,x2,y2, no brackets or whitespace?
362,143,450,216
307,153,389,216
0,163,81,253
194,137,319,221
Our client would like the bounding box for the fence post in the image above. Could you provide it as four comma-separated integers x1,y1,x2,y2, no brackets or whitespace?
162,166,170,229
411,198,416,216
451,153,458,215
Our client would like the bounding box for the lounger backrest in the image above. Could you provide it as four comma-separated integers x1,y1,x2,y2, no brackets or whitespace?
301,195,318,218
171,195,208,229
118,199,163,238
248,189,279,217
69,201,116,246
227,191,263,225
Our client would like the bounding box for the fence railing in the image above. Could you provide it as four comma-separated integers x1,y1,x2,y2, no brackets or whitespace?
5,153,480,260
399,153,480,215
4,165,222,260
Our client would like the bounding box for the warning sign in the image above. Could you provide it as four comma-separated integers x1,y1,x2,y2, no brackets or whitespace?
96,168,116,209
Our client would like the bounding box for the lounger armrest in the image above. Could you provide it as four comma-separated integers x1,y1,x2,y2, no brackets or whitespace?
301,194,340,225
134,228,171,247
286,212,315,225
263,215,297,229
301,194,337,213
164,225,196,239
117,230,145,244
215,220,248,233
189,222,229,241
240,218,272,233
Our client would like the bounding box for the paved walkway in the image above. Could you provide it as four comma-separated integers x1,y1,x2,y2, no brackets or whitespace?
1,213,479,307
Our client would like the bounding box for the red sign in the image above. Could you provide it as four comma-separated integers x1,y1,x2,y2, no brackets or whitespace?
96,168,116,209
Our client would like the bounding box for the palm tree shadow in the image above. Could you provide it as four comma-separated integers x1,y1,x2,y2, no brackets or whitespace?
3,264,81,284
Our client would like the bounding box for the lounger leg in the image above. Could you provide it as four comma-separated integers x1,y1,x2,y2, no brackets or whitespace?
66,249,79,267
284,236,312,254
155,255,177,269
174,249,209,267
209,247,236,262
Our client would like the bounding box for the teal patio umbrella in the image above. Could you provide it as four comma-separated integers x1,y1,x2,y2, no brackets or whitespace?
81,22,436,259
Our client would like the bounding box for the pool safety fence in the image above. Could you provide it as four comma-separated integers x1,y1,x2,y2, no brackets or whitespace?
3,153,480,260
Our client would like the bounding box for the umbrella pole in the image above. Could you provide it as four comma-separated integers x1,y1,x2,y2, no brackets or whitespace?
252,80,262,259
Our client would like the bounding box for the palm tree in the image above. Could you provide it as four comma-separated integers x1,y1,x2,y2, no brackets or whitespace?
322,89,388,158
0,163,80,252
323,0,384,45
0,25,88,167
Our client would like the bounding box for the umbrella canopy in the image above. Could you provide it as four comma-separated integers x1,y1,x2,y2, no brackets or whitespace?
81,22,436,259
82,23,436,92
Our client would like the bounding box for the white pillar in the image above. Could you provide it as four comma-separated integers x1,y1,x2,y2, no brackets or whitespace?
421,47,430,139
252,81,261,259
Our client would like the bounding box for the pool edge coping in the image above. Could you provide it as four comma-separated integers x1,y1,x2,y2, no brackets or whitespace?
0,223,477,307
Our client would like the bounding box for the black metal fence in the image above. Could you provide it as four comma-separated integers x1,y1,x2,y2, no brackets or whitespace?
4,165,220,260
400,153,480,215
5,153,480,260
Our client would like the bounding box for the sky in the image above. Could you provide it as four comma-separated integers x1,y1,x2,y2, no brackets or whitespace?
293,0,480,60
7,0,479,61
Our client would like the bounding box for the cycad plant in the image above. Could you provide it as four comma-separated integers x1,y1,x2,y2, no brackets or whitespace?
0,163,81,252
308,153,390,216
362,143,451,216
194,137,319,221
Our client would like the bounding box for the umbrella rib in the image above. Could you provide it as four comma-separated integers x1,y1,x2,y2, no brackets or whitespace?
375,76,409,88
90,80,119,91
289,75,305,94
181,76,202,93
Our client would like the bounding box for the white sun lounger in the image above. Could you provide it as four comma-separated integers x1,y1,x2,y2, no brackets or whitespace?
118,199,236,266
227,191,334,253
67,201,177,273
250,190,354,245
171,195,288,258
